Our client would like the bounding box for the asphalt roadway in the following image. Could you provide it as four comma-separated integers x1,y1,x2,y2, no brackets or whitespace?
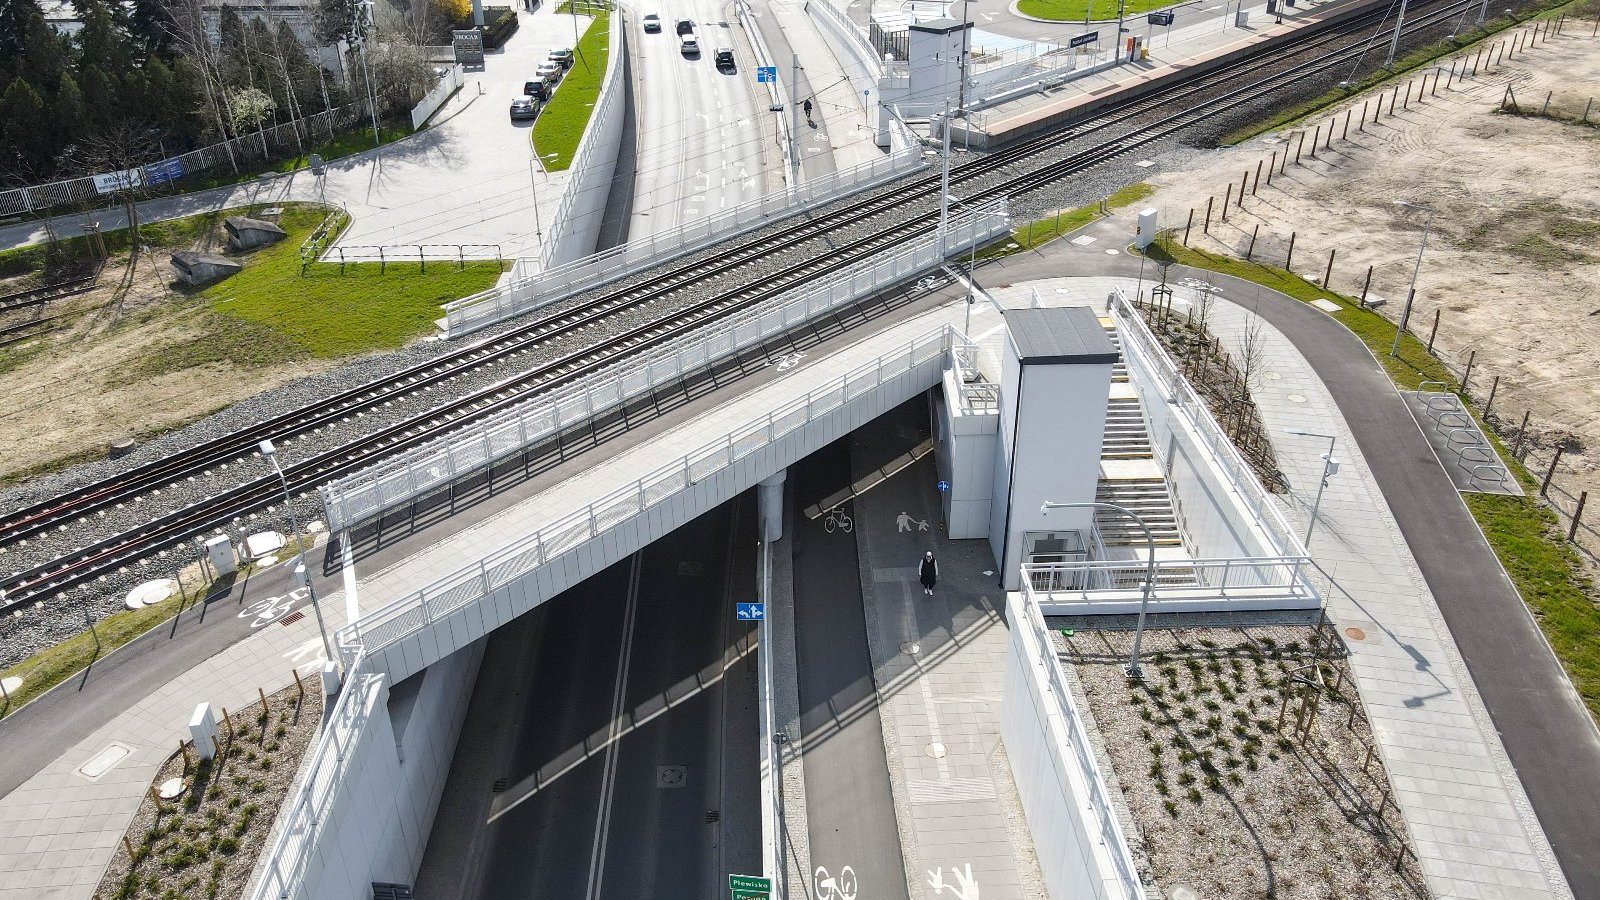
791,438,911,900
414,498,761,899
0,550,329,798
985,225,1600,897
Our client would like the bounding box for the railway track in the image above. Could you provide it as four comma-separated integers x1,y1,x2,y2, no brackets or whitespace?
0,0,1481,614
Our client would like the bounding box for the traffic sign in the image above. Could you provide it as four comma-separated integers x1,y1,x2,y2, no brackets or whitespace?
1146,10,1174,25
936,480,950,493
730,874,771,899
1069,30,1099,48
756,65,777,83
736,602,765,621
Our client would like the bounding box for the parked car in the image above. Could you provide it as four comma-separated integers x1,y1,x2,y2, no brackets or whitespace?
548,47,573,68
524,79,549,101
509,96,538,120
642,12,661,31
679,33,699,55
536,61,563,82
714,47,734,70
675,17,693,34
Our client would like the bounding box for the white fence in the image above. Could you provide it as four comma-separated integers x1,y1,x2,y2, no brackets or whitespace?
1021,556,1317,611
540,9,627,269
1003,589,1146,900
341,326,951,653
411,64,464,130
248,654,382,900
447,146,927,337
323,201,1009,531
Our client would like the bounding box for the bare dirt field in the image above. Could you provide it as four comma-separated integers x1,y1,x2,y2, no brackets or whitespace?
1141,24,1600,556
0,238,339,485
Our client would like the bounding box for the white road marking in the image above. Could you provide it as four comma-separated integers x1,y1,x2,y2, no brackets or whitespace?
583,554,644,900
927,864,981,899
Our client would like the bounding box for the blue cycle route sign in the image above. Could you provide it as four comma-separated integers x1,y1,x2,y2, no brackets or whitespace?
936,480,951,493
756,66,777,83
736,602,766,621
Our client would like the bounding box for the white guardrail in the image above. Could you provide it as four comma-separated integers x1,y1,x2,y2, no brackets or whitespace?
322,201,1008,531
1109,287,1306,558
1021,556,1310,601
451,147,927,338
344,325,951,652
1011,588,1147,900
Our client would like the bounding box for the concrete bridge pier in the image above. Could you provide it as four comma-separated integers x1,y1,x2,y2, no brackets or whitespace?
759,470,787,543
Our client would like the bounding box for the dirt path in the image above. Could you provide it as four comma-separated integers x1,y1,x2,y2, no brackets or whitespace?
1141,23,1600,556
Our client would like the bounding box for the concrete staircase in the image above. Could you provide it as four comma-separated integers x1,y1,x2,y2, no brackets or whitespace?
1102,321,1129,384
1102,396,1152,461
1094,478,1183,548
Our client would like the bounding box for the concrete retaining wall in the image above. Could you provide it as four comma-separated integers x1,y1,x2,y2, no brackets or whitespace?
543,10,627,267
289,640,485,900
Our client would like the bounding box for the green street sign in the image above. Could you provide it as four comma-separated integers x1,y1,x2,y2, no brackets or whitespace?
729,873,771,899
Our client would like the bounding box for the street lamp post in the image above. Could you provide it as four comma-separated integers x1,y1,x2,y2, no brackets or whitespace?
259,440,335,664
946,193,982,336
1285,429,1338,547
1389,199,1437,358
1040,500,1156,678
1383,0,1412,70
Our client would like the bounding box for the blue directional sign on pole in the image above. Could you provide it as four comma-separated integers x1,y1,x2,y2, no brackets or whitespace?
756,65,777,83
936,480,951,493
736,602,766,621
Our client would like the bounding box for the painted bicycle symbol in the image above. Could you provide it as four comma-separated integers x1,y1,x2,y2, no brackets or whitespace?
238,588,307,628
815,865,858,900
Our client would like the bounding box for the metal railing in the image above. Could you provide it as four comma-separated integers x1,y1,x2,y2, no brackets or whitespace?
249,651,379,900
1009,588,1146,900
1021,556,1310,601
1109,287,1304,557
339,327,951,653
1415,382,1512,490
446,147,927,337
322,202,1008,531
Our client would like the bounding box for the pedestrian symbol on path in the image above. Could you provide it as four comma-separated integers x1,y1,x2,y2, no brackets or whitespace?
896,512,931,532
736,602,765,621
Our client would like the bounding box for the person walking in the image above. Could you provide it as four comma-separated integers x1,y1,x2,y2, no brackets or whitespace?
919,550,939,597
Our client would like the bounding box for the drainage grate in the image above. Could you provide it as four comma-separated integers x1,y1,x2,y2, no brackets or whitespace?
705,809,721,824
279,611,305,627
492,778,508,792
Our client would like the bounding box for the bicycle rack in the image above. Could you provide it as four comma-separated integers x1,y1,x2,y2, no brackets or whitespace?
1414,384,1513,489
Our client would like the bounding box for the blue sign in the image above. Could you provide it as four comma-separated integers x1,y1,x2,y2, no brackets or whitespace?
736,602,765,621
756,66,777,83
145,157,186,186
1069,31,1099,48
936,480,950,493
1146,10,1174,25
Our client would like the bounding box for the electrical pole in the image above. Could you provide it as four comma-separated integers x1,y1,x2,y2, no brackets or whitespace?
790,53,801,186
938,101,952,255
1384,0,1410,69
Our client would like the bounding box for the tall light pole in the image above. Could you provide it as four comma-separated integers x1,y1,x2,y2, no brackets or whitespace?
259,440,335,664
529,151,559,264
354,0,382,149
946,192,982,336
1285,429,1338,547
1040,500,1156,678
1388,199,1437,358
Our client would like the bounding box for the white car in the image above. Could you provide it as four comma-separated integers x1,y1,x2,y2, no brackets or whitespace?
536,61,562,82
679,33,699,55
642,12,661,31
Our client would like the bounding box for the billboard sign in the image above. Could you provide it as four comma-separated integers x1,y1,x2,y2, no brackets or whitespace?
453,29,485,67
93,168,145,195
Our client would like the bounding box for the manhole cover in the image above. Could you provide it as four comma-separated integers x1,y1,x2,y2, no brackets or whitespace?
125,579,176,610
279,610,306,627
900,641,921,655
1104,248,1121,255
657,765,687,788
1344,627,1368,642
924,742,947,759
157,778,185,800
77,743,133,781
1287,394,1307,403
1266,372,1282,381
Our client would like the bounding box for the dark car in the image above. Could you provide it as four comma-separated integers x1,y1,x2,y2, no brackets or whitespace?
509,96,538,120
675,17,693,34
714,47,734,70
524,80,549,101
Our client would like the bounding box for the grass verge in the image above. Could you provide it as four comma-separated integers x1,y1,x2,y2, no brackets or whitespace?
0,539,310,721
1142,235,1600,722
533,8,611,171
1017,0,1172,21
982,181,1156,258
1218,0,1588,146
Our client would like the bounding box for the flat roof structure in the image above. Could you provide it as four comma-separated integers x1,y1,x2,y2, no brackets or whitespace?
1003,306,1119,365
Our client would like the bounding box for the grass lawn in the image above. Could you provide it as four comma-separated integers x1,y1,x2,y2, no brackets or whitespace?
1142,236,1600,723
1017,0,1172,22
1219,0,1586,145
533,8,611,171
983,182,1155,258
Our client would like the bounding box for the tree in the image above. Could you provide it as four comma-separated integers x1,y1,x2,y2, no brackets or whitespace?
314,0,359,45
0,78,51,174
128,0,176,59
52,73,88,158
228,86,277,133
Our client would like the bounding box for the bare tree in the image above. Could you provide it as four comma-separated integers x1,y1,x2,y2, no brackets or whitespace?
1232,314,1267,439
162,0,242,173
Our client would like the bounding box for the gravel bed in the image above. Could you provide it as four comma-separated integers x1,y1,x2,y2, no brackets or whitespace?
1059,624,1431,900
92,681,323,900
0,1,1511,663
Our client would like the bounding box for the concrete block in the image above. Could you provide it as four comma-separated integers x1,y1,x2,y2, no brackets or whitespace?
223,215,288,251
170,251,242,286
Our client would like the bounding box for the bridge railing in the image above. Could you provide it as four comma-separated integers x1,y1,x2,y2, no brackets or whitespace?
320,201,1009,532
340,325,952,653
442,147,927,338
